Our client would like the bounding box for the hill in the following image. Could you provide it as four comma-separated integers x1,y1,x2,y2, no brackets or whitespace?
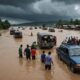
12,21,56,26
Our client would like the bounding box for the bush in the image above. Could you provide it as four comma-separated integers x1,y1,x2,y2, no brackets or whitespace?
0,19,10,30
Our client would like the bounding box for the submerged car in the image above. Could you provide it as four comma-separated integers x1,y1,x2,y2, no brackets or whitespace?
37,32,56,49
49,28,55,32
42,27,47,30
58,30,63,32
22,27,25,30
39,27,41,29
35,27,37,29
18,27,20,28
29,27,33,30
56,44,80,73
10,29,15,35
14,31,22,38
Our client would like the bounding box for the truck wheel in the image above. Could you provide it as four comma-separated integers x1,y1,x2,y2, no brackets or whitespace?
70,65,75,73
58,54,61,60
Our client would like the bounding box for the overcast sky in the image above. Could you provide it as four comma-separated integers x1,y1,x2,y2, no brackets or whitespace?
0,0,80,24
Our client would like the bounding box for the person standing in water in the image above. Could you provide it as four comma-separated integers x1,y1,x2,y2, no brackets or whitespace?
24,45,31,60
41,51,46,63
31,47,36,60
18,44,23,58
31,32,33,36
31,42,37,49
45,52,53,70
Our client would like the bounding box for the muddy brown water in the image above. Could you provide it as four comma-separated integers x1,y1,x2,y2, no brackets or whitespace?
0,27,80,80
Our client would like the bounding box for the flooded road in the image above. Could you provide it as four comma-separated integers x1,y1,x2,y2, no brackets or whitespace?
0,27,80,80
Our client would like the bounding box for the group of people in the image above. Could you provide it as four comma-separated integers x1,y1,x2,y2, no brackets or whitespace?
42,36,56,46
62,36,80,45
18,42,53,70
19,42,37,60
41,51,53,70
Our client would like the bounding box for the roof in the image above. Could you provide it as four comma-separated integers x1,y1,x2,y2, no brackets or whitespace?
10,28,15,31
61,44,80,49
15,31,22,33
37,32,52,36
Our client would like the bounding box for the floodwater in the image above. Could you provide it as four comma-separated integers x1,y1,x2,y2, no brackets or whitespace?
0,27,80,80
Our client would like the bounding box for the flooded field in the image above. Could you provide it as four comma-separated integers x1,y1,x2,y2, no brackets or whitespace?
0,27,80,80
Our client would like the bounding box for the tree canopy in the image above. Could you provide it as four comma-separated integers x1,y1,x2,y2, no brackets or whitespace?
0,19,10,29
56,19,80,26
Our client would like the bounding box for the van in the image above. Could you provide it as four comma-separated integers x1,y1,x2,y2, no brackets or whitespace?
37,32,56,49
10,29,15,35
14,31,22,38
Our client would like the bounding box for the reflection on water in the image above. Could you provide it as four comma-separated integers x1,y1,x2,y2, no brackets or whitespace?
31,60,36,69
19,58,23,66
25,60,33,72
14,38,23,46
14,38,22,42
44,70,53,80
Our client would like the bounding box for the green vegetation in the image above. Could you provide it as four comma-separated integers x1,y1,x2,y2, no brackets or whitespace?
56,19,80,26
0,19,10,30
42,24,46,27
56,19,80,29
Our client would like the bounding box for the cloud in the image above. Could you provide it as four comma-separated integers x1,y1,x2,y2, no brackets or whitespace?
0,5,26,14
0,0,80,24
0,0,39,6
51,0,80,4
30,0,80,17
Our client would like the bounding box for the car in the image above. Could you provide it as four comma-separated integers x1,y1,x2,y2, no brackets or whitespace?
35,27,37,29
49,28,55,32
37,32,56,49
18,27,20,28
42,27,47,30
29,27,33,30
58,30,63,32
10,29,15,35
22,27,25,30
39,27,41,29
14,31,22,38
56,44,80,73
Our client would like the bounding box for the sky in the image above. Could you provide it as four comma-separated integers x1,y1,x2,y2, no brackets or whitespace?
0,0,80,24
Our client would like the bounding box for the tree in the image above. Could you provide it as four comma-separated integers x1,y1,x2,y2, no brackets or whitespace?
56,19,63,28
70,18,73,25
74,19,79,25
4,20,10,29
42,24,46,27
0,19,3,29
0,19,10,29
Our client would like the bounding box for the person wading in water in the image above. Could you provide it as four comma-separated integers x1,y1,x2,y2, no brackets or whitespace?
24,45,31,60
18,44,23,58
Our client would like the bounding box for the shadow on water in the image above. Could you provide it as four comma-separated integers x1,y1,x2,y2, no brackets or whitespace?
44,70,53,80
31,60,37,69
14,38,22,42
13,38,23,45
25,60,35,72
